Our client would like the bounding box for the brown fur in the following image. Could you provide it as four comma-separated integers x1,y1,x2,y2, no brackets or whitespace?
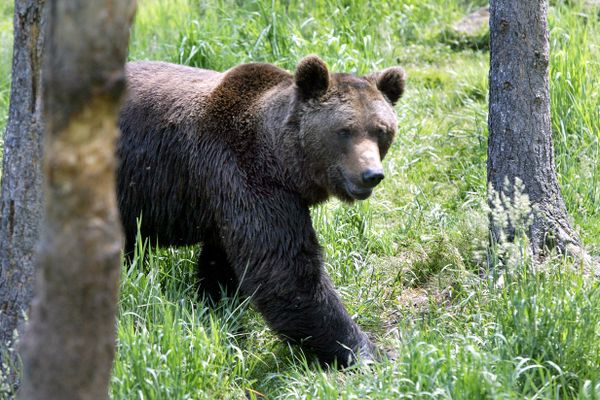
117,56,405,366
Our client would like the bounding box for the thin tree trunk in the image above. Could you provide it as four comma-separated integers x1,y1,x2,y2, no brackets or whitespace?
488,0,586,261
0,0,45,390
17,1,135,399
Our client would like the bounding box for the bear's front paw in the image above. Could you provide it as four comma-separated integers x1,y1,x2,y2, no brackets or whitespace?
344,335,382,367
343,340,395,371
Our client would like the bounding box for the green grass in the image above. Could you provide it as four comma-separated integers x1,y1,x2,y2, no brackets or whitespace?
549,3,600,243
1,0,599,399
0,1,13,156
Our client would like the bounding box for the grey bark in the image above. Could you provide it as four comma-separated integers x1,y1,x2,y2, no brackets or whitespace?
0,0,45,390
17,1,135,399
488,0,585,260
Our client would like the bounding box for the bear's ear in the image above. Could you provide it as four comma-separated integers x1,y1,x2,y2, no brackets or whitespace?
367,67,406,106
295,55,330,99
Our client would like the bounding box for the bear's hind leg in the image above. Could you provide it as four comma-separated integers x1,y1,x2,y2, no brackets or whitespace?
122,230,138,265
197,239,240,303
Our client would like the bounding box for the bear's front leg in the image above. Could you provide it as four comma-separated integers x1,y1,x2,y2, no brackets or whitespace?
216,193,377,366
251,267,377,366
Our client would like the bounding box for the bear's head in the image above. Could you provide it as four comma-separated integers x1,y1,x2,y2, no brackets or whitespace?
293,55,405,202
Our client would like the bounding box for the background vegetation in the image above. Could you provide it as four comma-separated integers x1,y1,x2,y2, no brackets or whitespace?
1,0,598,398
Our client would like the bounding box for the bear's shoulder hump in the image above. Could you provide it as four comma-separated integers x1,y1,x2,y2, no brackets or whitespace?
220,63,292,95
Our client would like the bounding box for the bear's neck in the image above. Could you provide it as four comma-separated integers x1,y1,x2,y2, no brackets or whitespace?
260,86,330,206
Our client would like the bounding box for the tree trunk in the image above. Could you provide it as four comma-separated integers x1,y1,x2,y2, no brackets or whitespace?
17,1,135,399
487,0,585,261
0,0,45,390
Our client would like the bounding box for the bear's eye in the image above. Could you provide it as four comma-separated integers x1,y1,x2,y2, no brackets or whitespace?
375,127,393,142
337,129,352,139
375,127,388,138
375,127,393,148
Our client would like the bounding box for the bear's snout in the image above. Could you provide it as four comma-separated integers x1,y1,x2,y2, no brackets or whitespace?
361,168,385,187
352,139,384,190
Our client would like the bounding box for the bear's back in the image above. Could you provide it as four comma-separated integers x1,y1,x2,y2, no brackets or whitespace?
123,61,293,129
123,61,221,125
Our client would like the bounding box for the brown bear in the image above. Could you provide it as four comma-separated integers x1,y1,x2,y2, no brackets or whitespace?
117,55,405,366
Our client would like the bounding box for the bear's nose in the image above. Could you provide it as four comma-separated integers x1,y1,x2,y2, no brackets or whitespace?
361,168,385,187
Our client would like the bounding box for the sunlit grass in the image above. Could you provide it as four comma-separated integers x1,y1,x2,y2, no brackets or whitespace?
0,1,13,154
549,2,600,246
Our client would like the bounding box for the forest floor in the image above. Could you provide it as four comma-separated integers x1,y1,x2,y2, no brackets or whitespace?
1,1,599,399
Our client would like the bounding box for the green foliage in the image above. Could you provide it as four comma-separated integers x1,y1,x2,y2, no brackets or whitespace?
0,0,599,398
